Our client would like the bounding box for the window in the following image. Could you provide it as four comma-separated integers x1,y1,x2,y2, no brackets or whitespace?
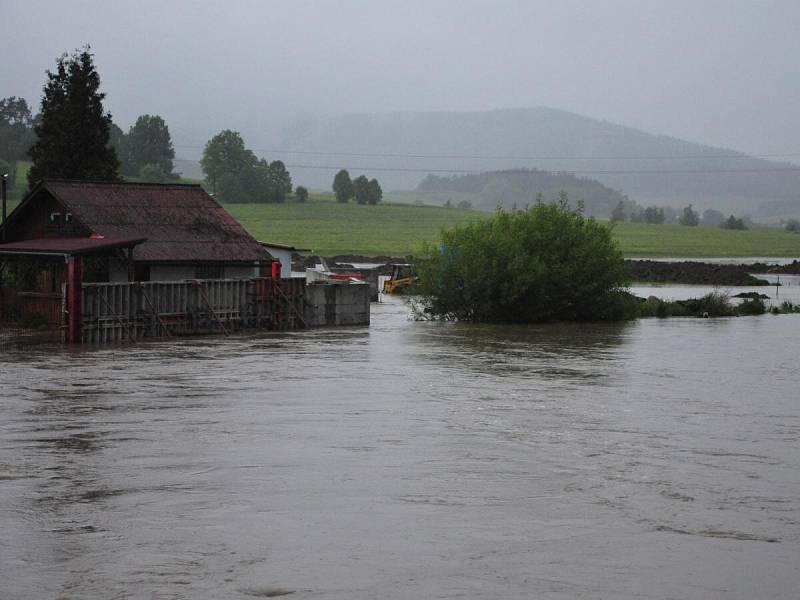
65,213,73,224
49,212,62,224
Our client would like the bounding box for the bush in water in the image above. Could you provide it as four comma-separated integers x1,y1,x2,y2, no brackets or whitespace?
411,196,631,322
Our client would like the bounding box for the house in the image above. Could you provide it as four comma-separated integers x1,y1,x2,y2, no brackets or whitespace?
0,179,273,282
259,241,310,278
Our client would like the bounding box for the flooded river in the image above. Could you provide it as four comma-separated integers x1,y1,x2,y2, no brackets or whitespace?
1,297,799,599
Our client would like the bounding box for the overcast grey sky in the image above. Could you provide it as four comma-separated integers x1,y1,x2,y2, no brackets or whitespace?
3,0,799,159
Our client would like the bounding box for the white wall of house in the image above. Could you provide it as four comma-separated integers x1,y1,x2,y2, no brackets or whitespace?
262,246,293,278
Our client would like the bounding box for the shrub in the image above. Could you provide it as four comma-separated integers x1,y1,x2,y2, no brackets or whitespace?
412,197,630,322
737,297,766,315
682,291,735,317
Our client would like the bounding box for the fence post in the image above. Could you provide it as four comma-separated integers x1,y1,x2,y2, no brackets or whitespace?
67,255,82,343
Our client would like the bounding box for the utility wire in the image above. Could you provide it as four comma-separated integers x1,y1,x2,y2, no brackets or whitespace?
279,164,800,175
172,144,800,162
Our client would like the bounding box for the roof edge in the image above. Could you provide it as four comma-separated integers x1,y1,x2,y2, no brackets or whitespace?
39,178,205,189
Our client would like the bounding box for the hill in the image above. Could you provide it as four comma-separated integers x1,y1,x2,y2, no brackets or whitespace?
272,108,800,220
413,168,631,218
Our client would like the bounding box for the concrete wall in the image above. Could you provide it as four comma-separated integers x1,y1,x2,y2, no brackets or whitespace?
304,282,370,327
329,266,381,301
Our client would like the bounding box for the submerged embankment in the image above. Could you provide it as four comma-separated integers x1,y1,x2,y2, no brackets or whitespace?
300,255,799,287
627,259,799,285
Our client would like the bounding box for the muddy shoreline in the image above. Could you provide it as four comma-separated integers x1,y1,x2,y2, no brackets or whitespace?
294,254,800,285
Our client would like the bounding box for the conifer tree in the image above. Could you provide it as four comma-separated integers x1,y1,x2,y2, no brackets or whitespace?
28,47,120,188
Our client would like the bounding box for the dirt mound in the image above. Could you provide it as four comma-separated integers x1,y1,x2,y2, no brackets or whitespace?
626,260,772,286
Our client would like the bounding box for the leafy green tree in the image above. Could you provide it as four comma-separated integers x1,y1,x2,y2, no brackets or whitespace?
720,215,747,230
123,114,175,177
138,163,169,183
295,185,309,203
367,178,382,205
785,219,800,233
27,48,120,188
643,206,664,224
201,130,255,196
333,169,354,203
108,122,127,164
201,130,293,202
679,204,699,226
266,160,292,203
701,208,724,227
0,96,35,162
353,175,370,205
610,200,626,222
412,197,630,322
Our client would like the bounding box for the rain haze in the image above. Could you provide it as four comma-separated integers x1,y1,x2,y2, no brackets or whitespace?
4,3,800,600
3,0,800,160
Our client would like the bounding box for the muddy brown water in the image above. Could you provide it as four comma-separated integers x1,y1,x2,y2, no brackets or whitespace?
1,296,799,599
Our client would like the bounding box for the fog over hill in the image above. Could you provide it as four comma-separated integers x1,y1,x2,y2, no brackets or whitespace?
264,108,800,219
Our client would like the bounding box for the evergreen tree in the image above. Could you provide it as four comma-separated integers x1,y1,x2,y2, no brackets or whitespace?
28,47,120,188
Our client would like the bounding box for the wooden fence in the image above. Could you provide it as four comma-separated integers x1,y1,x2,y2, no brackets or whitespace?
81,277,306,344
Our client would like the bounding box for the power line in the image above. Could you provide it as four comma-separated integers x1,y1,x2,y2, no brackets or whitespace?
280,163,800,175
173,144,800,162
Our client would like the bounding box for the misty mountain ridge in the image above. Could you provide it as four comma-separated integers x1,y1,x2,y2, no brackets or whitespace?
255,107,799,220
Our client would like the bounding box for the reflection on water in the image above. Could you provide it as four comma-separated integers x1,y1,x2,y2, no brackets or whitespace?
1,297,799,599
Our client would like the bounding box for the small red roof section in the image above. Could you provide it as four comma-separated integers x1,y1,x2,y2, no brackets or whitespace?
29,180,271,263
0,236,146,256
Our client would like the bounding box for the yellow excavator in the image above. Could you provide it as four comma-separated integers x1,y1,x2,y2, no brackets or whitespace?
382,263,414,294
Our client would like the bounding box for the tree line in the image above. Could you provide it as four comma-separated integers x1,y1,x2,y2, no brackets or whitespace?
0,48,178,190
332,169,382,204
1,46,338,205
610,200,751,229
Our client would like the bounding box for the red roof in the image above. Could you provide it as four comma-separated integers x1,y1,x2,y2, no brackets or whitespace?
0,236,146,256
25,180,271,263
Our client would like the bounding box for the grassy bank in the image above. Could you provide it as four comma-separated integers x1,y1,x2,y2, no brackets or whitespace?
226,193,479,256
228,195,800,258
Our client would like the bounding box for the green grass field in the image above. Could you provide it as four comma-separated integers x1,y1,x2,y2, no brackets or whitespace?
226,193,479,256
5,169,800,257
610,222,800,258
228,194,800,258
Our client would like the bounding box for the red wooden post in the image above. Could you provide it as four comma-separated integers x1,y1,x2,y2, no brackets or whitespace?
67,255,82,343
